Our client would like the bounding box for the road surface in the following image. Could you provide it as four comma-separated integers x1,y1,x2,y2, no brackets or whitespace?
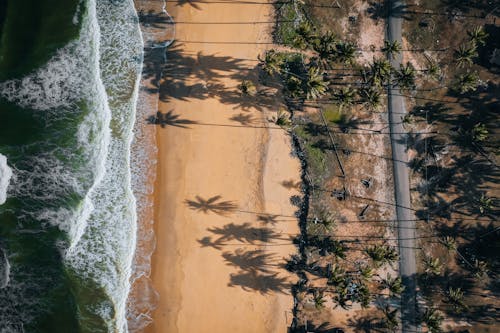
387,1,418,331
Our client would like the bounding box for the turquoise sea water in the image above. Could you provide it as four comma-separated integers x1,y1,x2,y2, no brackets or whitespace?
0,0,143,331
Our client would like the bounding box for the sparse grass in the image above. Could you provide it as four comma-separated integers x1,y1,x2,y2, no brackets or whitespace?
322,105,344,123
274,1,303,46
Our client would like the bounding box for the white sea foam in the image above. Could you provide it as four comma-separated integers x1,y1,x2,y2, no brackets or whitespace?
64,0,143,331
0,0,145,330
0,154,12,205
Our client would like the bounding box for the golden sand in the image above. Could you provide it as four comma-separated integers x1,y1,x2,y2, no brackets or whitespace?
144,1,301,332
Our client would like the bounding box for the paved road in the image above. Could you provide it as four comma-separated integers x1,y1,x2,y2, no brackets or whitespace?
387,1,418,331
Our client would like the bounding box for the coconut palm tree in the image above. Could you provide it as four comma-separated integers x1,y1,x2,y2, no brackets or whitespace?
423,255,442,276
402,114,415,129
468,26,488,46
258,49,284,76
314,210,337,233
358,264,374,281
380,274,405,296
353,282,371,308
334,41,357,64
312,31,338,68
275,108,291,127
305,66,329,100
439,236,457,252
471,123,488,143
447,287,467,313
455,72,479,94
421,307,443,333
334,285,351,310
293,20,317,49
327,264,346,286
313,289,326,309
478,194,493,215
381,40,402,59
286,75,303,98
368,58,392,86
454,43,478,67
471,259,489,279
424,55,441,81
381,305,399,331
394,62,416,91
238,80,257,96
359,87,382,110
332,86,356,111
365,244,398,267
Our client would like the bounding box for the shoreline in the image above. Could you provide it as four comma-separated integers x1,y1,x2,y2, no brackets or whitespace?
141,1,301,332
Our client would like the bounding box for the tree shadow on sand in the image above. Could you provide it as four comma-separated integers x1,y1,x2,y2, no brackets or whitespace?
185,195,237,215
228,270,289,295
175,0,202,10
206,222,285,244
222,249,277,274
157,42,279,112
146,110,199,128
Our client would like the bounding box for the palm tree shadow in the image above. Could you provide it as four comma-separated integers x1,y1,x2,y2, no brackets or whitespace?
185,195,237,215
146,110,199,128
176,0,202,10
229,113,256,126
206,222,285,243
228,270,289,295
289,321,342,333
222,248,276,273
257,214,280,225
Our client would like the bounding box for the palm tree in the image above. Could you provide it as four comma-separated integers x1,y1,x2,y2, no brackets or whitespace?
381,305,399,331
368,58,392,86
293,20,317,50
471,259,489,279
238,80,257,96
359,87,382,110
286,75,303,98
423,255,442,275
478,194,493,215
327,264,346,286
455,72,479,94
358,264,374,281
421,307,443,333
312,31,338,68
258,49,284,76
314,210,337,233
334,41,357,64
305,66,329,100
402,114,415,129
394,62,416,91
332,86,356,111
313,289,326,309
424,55,441,81
354,282,371,308
365,244,399,267
454,43,478,67
381,40,402,59
468,26,488,46
447,287,467,313
439,236,457,252
380,274,405,296
275,108,291,127
471,123,488,143
334,285,351,310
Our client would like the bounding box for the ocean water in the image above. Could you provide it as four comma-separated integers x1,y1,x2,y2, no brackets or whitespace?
0,0,144,331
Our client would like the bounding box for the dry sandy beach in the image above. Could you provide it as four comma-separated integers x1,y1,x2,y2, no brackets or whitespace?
143,1,301,332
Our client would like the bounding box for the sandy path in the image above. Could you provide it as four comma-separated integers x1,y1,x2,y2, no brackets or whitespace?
144,1,300,332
